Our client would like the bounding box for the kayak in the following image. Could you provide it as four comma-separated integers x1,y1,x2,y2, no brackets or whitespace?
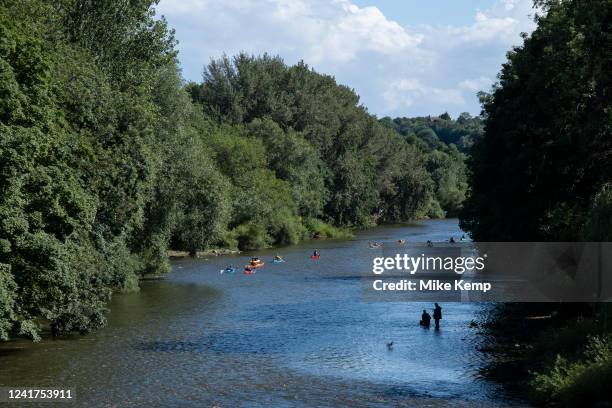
220,267,236,274
248,261,265,268
244,268,255,275
272,259,285,263
311,255,320,260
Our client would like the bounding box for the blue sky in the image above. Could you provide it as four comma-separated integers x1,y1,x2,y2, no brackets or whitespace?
156,0,537,118
351,0,499,26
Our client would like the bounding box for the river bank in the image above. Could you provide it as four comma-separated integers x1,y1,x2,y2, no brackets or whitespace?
478,303,612,406
167,218,355,259
168,248,242,258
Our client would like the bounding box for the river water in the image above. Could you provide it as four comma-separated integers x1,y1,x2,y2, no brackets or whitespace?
0,219,527,407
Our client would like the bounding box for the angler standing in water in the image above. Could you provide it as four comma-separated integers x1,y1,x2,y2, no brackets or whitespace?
433,303,442,329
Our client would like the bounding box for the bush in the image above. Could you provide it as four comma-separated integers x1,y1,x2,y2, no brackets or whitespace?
304,218,352,239
531,335,612,406
267,215,306,246
232,222,270,251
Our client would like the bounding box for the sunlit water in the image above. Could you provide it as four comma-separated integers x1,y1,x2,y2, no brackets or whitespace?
0,219,528,407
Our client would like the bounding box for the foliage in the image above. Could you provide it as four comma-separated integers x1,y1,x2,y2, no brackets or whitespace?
531,333,612,406
459,1,612,404
460,0,612,241
230,222,270,251
190,54,433,226
303,218,352,239
380,113,484,152
380,114,476,217
0,1,448,340
247,118,328,218
582,184,612,241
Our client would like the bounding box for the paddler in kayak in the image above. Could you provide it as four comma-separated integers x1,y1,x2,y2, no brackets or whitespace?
249,257,265,268
220,265,235,274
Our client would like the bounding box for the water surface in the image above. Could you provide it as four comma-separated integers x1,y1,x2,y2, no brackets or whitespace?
0,219,527,407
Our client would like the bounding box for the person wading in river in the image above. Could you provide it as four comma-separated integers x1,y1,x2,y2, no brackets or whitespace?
433,303,442,329
420,309,431,328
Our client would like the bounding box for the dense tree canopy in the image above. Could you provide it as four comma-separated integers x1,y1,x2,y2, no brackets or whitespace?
188,54,436,225
380,114,478,217
0,1,453,340
460,0,612,241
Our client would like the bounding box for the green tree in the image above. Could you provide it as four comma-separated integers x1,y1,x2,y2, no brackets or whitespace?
461,0,612,241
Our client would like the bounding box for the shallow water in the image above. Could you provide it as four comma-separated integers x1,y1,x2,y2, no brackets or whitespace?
0,219,528,407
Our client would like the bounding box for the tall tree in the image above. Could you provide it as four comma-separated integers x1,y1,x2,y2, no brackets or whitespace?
461,0,612,241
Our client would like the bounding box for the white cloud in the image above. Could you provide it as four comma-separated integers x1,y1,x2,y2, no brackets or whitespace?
428,0,535,47
384,79,465,111
459,77,494,92
156,0,537,117
158,0,424,65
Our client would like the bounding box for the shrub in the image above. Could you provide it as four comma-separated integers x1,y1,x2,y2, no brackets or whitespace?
531,335,612,406
304,218,352,239
232,222,270,251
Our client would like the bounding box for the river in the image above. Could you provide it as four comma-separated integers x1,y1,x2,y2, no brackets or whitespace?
0,219,527,407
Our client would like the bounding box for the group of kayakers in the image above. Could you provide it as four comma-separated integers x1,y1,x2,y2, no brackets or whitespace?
370,234,467,249
223,233,470,274
221,250,321,275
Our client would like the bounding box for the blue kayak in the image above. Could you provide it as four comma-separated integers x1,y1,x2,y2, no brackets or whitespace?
272,259,285,263
220,267,236,274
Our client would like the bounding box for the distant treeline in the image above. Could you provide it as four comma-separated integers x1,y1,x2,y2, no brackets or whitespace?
380,113,483,217
0,1,478,340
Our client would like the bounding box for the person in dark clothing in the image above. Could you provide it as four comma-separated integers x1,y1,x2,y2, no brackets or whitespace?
420,309,431,327
433,303,442,329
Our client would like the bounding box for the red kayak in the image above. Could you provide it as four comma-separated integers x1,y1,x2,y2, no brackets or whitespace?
311,255,320,260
